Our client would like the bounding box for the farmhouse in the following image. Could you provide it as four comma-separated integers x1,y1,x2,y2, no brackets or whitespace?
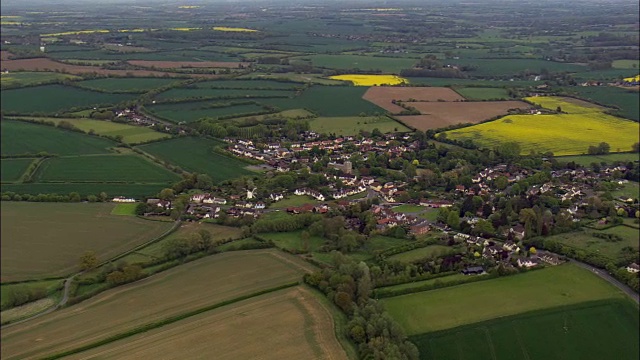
626,263,640,273
517,257,540,268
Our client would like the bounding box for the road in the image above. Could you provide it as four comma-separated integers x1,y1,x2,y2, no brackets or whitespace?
569,259,640,304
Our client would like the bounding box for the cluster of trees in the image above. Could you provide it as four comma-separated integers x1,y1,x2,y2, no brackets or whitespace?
304,254,419,359
251,212,320,233
1,191,109,203
2,285,49,310
105,263,144,285
587,142,611,155
162,229,215,259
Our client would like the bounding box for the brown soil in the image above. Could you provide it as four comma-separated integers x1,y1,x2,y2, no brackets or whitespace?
394,101,531,130
0,51,13,60
128,60,250,69
363,86,466,113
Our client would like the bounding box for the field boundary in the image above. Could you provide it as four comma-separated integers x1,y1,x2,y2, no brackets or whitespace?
40,282,299,360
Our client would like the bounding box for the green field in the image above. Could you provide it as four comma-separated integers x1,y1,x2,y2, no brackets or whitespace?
76,77,181,92
546,226,638,261
0,183,167,198
193,79,303,90
259,231,326,252
612,59,640,69
110,203,138,216
376,273,469,295
387,245,453,263
270,196,320,209
0,202,174,282
454,87,510,100
146,101,268,123
381,264,627,334
259,86,385,117
556,153,640,166
155,88,292,101
0,85,137,114
612,181,639,200
310,115,409,136
139,137,252,181
392,204,426,213
1,120,116,156
0,72,80,88
36,155,180,183
0,279,63,309
239,73,346,85
15,117,170,144
444,97,640,156
565,86,639,121
0,158,33,183
411,299,639,360
294,54,416,73
449,58,585,77
361,236,411,253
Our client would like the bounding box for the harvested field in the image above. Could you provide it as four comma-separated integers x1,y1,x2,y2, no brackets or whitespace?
128,60,249,69
395,101,530,130
0,250,317,359
0,58,217,78
363,87,465,112
65,287,347,360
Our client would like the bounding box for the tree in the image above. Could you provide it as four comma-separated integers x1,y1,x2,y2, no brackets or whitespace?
496,142,521,163
446,210,460,229
158,188,175,200
529,247,537,255
80,251,98,270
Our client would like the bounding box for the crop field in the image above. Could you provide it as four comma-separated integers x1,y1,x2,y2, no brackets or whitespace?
444,97,640,155
111,203,138,216
139,137,252,181
545,227,639,261
566,86,639,121
449,58,585,76
328,74,408,86
259,231,327,253
0,183,167,198
381,264,626,334
146,101,267,123
128,60,249,69
411,299,639,360
363,87,466,112
0,85,137,114
1,120,115,156
612,60,640,69
193,79,303,90
0,202,174,282
296,54,416,73
65,286,347,360
239,73,346,85
310,115,409,136
375,274,469,296
260,86,385,117
0,71,80,88
397,101,530,130
155,87,292,101
556,153,640,166
76,77,180,92
0,158,33,183
35,155,180,183
0,250,317,359
387,245,453,263
46,117,169,144
453,87,510,100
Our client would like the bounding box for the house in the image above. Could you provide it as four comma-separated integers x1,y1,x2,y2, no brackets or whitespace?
270,193,284,202
254,202,266,209
626,263,640,273
517,257,540,268
510,224,526,240
502,240,519,253
410,222,430,236
462,266,485,275
539,253,562,265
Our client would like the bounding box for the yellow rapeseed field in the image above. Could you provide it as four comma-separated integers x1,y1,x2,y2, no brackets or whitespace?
170,27,202,31
41,29,110,37
623,75,640,82
328,74,408,86
213,26,258,32
444,96,640,156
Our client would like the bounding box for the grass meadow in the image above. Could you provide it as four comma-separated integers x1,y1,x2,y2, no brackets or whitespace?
0,85,137,114
1,120,115,156
310,116,409,136
193,79,302,90
34,117,171,144
0,158,34,183
0,72,80,88
139,137,252,181
556,153,640,166
545,226,639,261
387,245,454,263
110,203,138,216
146,101,267,123
259,231,327,252
444,97,640,155
381,264,627,334
410,299,639,360
0,202,173,282
0,250,316,359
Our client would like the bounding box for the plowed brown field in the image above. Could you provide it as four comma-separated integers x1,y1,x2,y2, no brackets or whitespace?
363,86,465,113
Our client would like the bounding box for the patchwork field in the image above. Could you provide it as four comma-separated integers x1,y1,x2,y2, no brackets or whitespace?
35,155,180,183
139,137,253,181
192,79,302,90
566,86,639,121
76,77,181,92
0,71,80,88
453,87,510,100
381,264,626,334
310,115,409,136
128,60,249,69
444,97,640,155
0,158,33,183
363,86,466,113
155,87,292,101
0,183,167,199
146,101,267,123
328,74,407,86
0,85,137,114
411,299,639,360
297,54,416,73
64,286,347,360
396,101,530,130
1,120,115,156
0,202,174,281
0,250,317,359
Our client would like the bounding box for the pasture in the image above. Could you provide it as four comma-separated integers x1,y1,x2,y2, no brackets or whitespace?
0,158,33,183
453,87,510,100
193,79,303,90
556,153,640,166
375,274,469,297
387,245,453,263
111,203,138,216
155,87,292,101
35,155,180,183
270,195,320,209
0,85,137,114
612,60,640,69
397,101,530,130
444,97,640,155
328,74,408,86
0,250,316,359
77,77,180,92
0,202,173,282
0,71,80,88
361,236,411,253
66,287,347,360
259,231,327,253
310,115,409,136
449,58,585,76
139,137,253,181
411,299,639,360
392,204,426,213
146,101,267,123
381,264,626,334
545,227,638,261
1,120,115,156
363,86,466,113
